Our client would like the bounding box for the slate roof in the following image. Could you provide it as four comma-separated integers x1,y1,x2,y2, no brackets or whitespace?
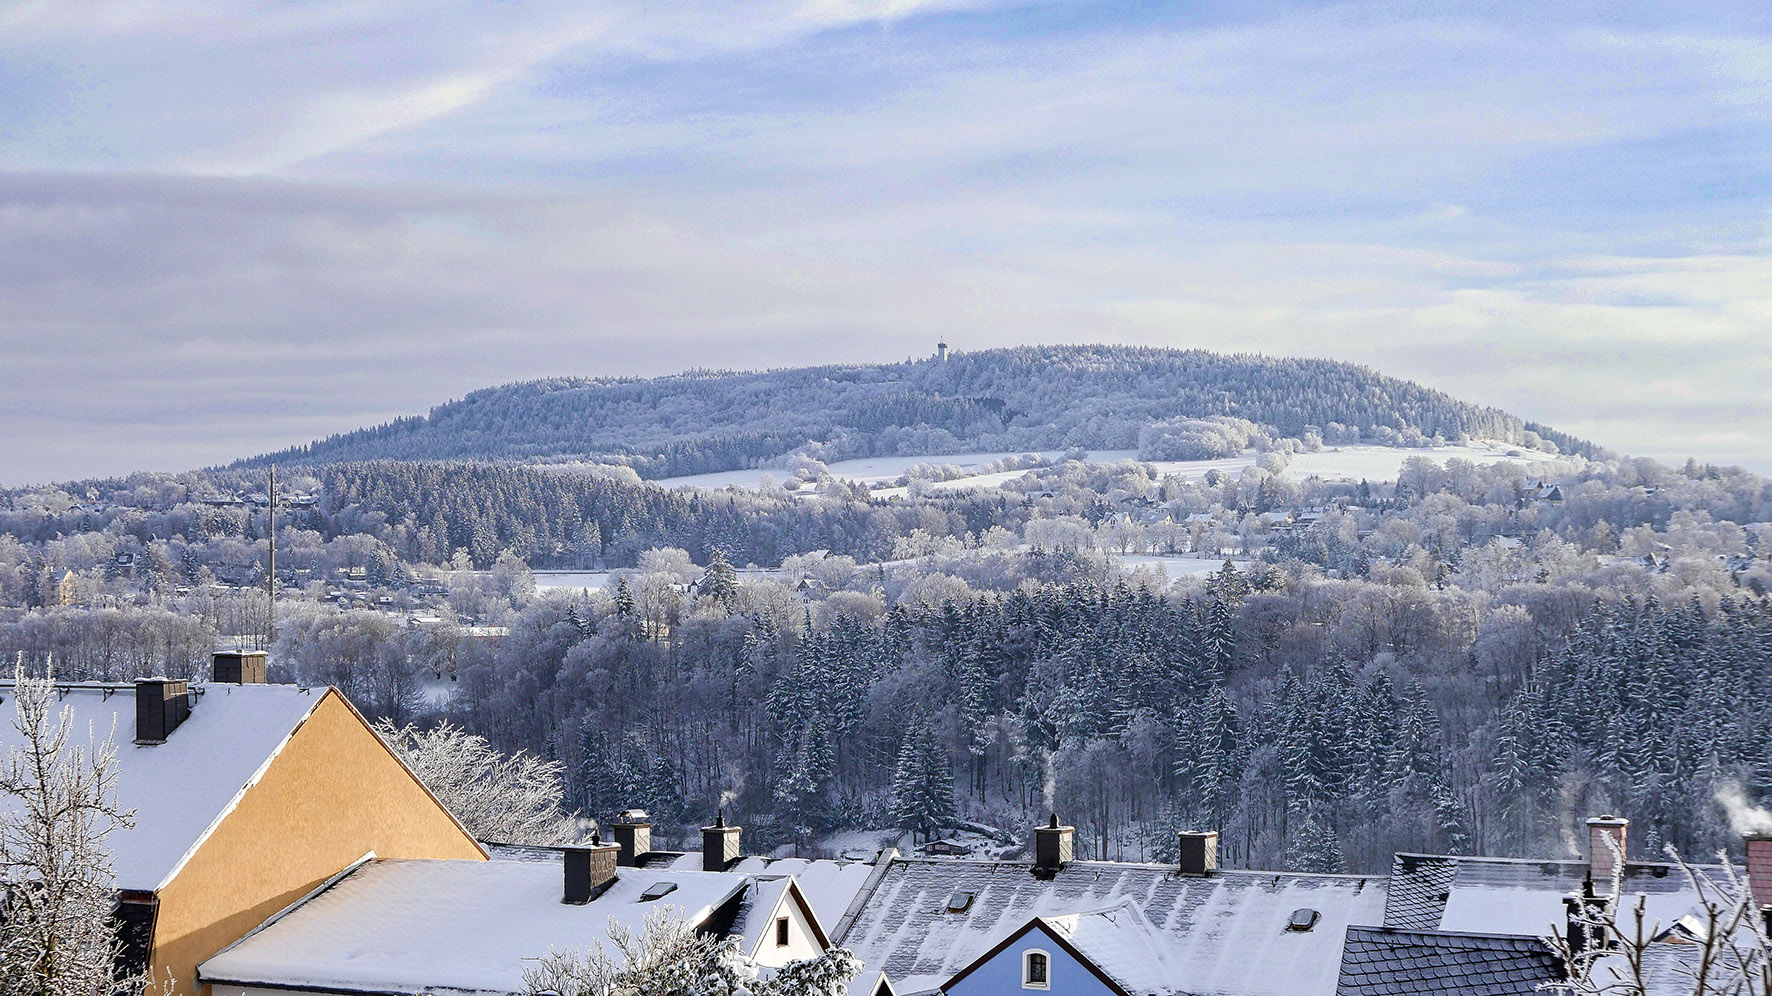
1385,854,1728,937
1382,855,1455,930
1039,899,1182,995
838,857,1386,996
1335,926,1563,996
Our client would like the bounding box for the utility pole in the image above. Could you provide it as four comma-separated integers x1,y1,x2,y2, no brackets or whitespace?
267,464,277,649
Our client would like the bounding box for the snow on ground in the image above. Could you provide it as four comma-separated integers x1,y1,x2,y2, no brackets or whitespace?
1117,556,1250,580
651,442,1561,496
652,451,1061,491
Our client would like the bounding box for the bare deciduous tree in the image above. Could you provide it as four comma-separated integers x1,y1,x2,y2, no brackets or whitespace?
0,661,136,996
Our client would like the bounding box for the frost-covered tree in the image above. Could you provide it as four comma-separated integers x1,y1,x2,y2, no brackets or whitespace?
521,908,860,996
0,662,136,996
374,719,579,845
890,718,955,842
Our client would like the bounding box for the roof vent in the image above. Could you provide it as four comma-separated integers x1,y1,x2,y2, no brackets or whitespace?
946,891,975,913
638,881,678,903
1287,908,1321,931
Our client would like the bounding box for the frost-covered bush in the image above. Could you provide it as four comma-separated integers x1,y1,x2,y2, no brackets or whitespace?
1137,416,1269,461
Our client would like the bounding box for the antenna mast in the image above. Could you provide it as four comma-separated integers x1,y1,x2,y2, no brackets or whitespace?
267,464,277,649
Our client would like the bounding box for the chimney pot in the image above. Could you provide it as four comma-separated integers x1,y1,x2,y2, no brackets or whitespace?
212,650,267,684
1744,832,1772,912
1587,815,1628,885
1033,815,1074,878
612,809,653,868
702,814,741,872
563,841,620,904
134,679,191,745
1178,830,1219,875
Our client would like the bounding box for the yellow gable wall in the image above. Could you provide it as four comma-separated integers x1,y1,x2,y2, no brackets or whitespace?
151,690,485,996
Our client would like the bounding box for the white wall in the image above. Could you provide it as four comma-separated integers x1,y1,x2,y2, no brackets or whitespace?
750,888,824,967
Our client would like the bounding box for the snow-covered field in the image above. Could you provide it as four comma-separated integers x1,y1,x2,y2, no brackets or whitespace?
652,451,1061,491
653,441,1561,495
1118,556,1251,580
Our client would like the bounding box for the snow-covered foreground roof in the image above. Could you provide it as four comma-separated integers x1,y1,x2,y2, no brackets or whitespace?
838,858,1388,996
200,859,751,995
1038,899,1181,995
660,851,884,930
0,682,325,890
1386,853,1729,938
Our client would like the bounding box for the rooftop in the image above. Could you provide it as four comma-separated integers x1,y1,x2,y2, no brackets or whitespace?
199,858,752,995
838,857,1386,996
0,681,326,890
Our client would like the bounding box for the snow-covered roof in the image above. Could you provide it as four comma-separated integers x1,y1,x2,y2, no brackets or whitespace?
199,858,751,995
838,857,1387,996
662,851,882,930
0,682,326,890
1386,853,1728,938
1036,899,1180,995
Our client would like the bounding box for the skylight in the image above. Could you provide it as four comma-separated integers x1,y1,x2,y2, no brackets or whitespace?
639,882,679,902
946,891,975,913
1287,908,1321,931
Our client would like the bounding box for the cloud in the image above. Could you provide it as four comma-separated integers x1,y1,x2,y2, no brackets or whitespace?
0,2,1766,482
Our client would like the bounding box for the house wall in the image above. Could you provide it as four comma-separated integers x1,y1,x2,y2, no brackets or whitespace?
944,927,1121,996
156,691,484,996
751,888,825,967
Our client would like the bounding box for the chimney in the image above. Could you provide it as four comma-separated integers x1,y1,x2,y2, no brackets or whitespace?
1178,830,1219,876
1563,879,1610,955
1745,832,1772,930
563,835,620,904
134,679,191,745
1033,814,1074,879
612,809,652,868
212,650,267,684
702,812,741,872
937,341,949,363
1587,815,1628,884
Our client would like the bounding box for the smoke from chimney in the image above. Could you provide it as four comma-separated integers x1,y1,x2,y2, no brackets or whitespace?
1716,783,1772,835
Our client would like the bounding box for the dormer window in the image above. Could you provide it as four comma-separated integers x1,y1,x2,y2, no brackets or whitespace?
1023,949,1050,989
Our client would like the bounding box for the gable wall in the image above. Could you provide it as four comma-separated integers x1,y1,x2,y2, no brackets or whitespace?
944,925,1121,996
154,691,484,996
751,886,825,967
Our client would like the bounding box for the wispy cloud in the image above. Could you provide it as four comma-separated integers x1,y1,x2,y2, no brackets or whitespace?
0,2,1766,482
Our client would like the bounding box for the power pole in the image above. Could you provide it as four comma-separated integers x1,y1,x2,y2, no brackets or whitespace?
267,464,277,649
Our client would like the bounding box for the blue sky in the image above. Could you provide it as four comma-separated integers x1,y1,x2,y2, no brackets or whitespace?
1,0,1767,482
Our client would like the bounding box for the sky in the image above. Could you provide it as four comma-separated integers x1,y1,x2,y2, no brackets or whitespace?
1,0,1768,485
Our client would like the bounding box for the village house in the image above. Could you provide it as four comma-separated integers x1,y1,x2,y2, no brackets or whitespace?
199,810,896,996
0,651,486,996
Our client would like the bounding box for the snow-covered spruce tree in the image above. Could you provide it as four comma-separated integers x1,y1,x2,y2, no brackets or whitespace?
0,662,136,996
373,719,579,845
520,908,861,996
889,718,954,844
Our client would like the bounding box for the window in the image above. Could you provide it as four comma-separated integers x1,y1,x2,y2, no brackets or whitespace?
946,891,975,913
775,917,790,947
637,882,678,902
1287,908,1321,932
1023,949,1050,990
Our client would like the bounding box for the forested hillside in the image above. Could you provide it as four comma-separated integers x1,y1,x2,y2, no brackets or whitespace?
237,346,1596,477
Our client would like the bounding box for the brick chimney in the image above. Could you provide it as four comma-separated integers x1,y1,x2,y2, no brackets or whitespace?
212,650,267,684
702,812,741,872
1178,830,1219,876
563,835,620,904
1587,815,1628,884
1033,814,1074,879
134,679,191,745
1745,832,1772,931
612,809,652,868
